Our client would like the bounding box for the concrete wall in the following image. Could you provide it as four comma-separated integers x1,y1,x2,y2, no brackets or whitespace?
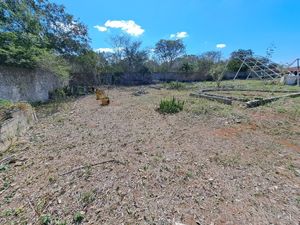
0,105,37,152
70,72,212,87
70,72,152,86
152,72,211,82
0,66,66,102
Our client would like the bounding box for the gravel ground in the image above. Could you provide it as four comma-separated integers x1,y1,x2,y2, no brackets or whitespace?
0,86,299,225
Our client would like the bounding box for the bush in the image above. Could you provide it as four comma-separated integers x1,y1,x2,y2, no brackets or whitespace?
158,97,184,114
209,63,227,87
49,88,67,100
164,81,186,90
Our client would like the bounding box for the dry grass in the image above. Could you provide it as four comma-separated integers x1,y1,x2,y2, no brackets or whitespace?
0,81,300,224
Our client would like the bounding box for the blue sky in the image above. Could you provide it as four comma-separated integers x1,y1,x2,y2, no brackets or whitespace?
53,0,300,64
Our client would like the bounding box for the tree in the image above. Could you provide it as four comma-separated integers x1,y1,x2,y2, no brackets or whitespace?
209,63,227,88
154,39,185,71
227,49,254,72
71,51,108,74
0,0,90,69
195,51,221,76
108,35,149,73
199,51,221,63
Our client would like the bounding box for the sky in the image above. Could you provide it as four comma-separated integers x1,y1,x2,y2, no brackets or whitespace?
53,0,300,64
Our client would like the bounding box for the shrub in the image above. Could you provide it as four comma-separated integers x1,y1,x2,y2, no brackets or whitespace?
158,97,184,114
164,81,186,90
49,88,66,100
73,212,84,224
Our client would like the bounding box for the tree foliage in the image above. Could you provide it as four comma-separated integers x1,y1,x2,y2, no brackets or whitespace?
108,35,149,74
0,0,89,78
154,39,185,70
227,49,254,72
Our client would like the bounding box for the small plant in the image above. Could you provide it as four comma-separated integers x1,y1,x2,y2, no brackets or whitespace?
164,81,186,90
158,97,184,114
73,212,84,224
40,214,51,225
80,191,95,206
49,88,66,100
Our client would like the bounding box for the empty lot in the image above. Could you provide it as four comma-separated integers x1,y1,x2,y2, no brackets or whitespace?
0,81,300,224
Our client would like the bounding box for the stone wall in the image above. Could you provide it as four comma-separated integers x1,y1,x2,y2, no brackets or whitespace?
0,66,67,102
0,104,37,152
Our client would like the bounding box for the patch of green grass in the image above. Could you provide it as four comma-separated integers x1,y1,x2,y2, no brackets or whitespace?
158,97,184,114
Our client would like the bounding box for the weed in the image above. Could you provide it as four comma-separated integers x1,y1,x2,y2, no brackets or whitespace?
1,208,23,217
158,97,184,114
0,164,8,172
296,196,300,204
184,171,194,180
73,212,84,224
80,191,96,206
287,163,299,176
40,214,51,225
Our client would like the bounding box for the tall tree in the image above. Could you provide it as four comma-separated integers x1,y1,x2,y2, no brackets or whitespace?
154,39,185,71
0,0,90,68
109,35,148,73
227,49,254,72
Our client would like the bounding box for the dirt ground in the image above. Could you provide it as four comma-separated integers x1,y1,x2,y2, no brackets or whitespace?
0,84,300,225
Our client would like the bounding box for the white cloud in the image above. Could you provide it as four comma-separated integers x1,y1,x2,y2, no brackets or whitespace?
93,20,144,36
216,43,227,49
93,25,107,32
94,48,114,53
170,32,189,39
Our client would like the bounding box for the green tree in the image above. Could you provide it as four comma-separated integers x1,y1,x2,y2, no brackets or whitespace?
154,39,185,71
227,49,254,72
0,0,89,71
108,35,149,73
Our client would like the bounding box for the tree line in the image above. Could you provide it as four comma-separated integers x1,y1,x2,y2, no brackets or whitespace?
0,0,278,80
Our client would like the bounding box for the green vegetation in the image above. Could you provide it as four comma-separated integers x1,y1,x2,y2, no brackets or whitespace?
40,214,51,225
73,212,84,224
209,63,227,87
164,81,187,90
0,0,88,78
158,97,184,114
0,99,12,108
